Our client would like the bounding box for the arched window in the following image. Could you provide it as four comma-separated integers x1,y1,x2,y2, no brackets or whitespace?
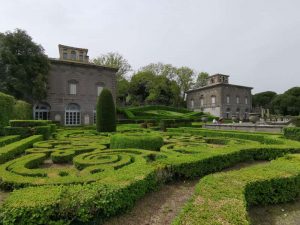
34,103,50,120
226,108,230,119
68,80,78,95
71,51,76,60
211,95,216,105
63,52,68,59
65,103,81,125
236,96,240,104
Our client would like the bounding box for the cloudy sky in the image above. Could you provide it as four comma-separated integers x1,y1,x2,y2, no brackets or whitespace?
0,0,299,94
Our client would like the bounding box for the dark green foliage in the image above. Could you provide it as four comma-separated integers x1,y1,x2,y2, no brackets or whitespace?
34,126,52,140
12,100,32,120
0,29,50,102
110,134,164,151
9,120,51,127
272,87,300,116
283,127,300,141
4,126,31,137
245,176,300,206
5,120,54,139
96,88,116,132
252,91,277,108
0,135,43,163
0,92,15,135
159,119,192,131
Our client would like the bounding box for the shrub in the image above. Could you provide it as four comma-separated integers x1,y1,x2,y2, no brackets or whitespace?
0,92,15,135
33,126,52,140
159,119,192,131
12,100,32,120
110,134,164,151
9,120,51,127
4,126,32,137
283,127,300,141
0,135,20,147
96,89,116,132
0,135,43,163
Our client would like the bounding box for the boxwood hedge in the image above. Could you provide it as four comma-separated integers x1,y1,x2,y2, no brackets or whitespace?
110,134,164,151
1,128,300,224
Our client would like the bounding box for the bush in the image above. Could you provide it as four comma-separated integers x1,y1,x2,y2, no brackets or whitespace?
4,125,53,139
33,126,52,140
159,119,192,131
0,92,15,135
12,100,32,120
96,89,116,132
0,135,43,163
4,126,32,137
283,127,300,141
0,135,20,147
9,120,51,127
110,134,164,151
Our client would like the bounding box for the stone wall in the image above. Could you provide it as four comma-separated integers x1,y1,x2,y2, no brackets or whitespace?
46,60,117,125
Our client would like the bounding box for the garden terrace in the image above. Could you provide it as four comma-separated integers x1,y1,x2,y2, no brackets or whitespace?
0,126,300,224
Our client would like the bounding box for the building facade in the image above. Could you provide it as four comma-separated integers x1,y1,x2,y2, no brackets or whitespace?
33,45,117,125
186,74,252,119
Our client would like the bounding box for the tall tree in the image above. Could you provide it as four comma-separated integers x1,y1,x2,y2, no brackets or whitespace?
271,87,300,116
128,71,156,104
0,29,50,103
93,52,131,80
141,62,177,80
175,66,195,95
194,72,209,88
252,91,277,108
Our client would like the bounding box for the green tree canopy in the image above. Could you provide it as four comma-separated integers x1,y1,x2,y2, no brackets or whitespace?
194,72,209,88
140,62,177,80
252,91,277,108
92,52,131,80
175,66,195,95
0,29,50,103
271,87,300,116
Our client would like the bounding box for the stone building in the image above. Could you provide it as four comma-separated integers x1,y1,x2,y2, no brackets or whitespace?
186,74,252,119
33,45,117,125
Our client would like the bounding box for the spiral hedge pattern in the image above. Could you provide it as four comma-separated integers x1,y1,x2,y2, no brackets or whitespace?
0,127,300,225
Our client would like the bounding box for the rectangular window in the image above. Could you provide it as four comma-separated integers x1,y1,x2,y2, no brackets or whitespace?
69,83,77,95
226,96,230,104
79,54,83,61
63,52,68,59
93,110,96,124
236,96,240,104
211,96,216,105
245,97,248,104
97,86,103,96
200,98,204,106
191,100,194,109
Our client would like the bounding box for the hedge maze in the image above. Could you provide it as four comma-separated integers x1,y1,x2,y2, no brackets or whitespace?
0,126,300,224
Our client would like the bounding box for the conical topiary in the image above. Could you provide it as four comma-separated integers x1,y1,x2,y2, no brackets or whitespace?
96,88,116,132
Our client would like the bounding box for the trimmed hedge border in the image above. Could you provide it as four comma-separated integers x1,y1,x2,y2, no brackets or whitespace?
9,120,52,127
283,127,300,141
173,154,300,225
0,135,43,164
0,135,20,147
110,134,164,151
